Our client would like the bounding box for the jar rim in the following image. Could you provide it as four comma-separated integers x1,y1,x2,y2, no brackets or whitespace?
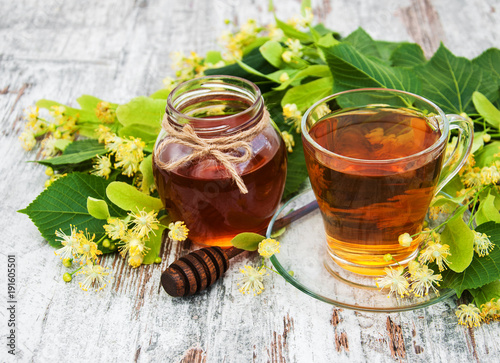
166,75,263,129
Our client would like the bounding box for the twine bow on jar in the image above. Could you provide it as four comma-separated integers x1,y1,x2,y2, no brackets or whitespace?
153,109,271,194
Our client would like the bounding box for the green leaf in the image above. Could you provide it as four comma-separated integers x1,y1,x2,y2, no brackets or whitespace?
77,95,103,110
18,173,125,248
414,44,499,114
36,99,98,122
283,136,308,198
143,225,167,264
469,280,500,307
440,206,474,272
472,91,500,129
204,50,223,65
87,197,110,220
231,232,265,251
106,181,163,212
139,155,155,194
343,28,385,60
273,65,330,91
259,40,283,68
281,77,333,110
53,139,72,152
473,48,500,82
390,43,426,68
64,139,103,154
116,97,166,128
118,123,160,142
475,193,500,225
441,222,500,297
149,88,171,100
320,43,421,94
471,130,486,154
274,16,312,43
474,141,500,168
36,144,106,167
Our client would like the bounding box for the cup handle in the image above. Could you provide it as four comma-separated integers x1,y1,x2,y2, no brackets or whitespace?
435,114,474,194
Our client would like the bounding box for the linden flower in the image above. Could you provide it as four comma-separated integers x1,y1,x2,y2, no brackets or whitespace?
77,262,112,292
398,233,413,247
76,231,102,264
118,231,146,258
55,225,82,260
480,165,500,185
95,101,116,124
258,238,280,258
418,241,451,271
456,304,483,328
376,267,410,298
23,106,39,123
96,125,113,144
168,221,189,242
41,135,59,157
409,265,442,297
281,131,295,153
104,134,124,154
480,298,500,322
283,103,302,132
128,253,144,268
279,72,290,83
314,104,331,119
92,155,112,179
103,218,128,240
238,265,267,295
19,130,37,151
473,231,494,257
129,208,159,238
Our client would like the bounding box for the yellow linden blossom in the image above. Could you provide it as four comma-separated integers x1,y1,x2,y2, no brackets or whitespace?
23,106,39,123
19,130,37,151
456,303,483,328
114,137,145,177
281,131,295,153
283,103,302,132
409,265,442,297
168,221,189,242
96,125,113,144
95,101,116,124
398,233,412,247
375,267,409,298
128,253,144,268
258,238,280,258
473,231,494,257
418,240,451,271
219,19,260,61
129,208,159,238
480,298,500,323
76,231,102,264
237,265,267,295
286,7,314,29
118,231,146,258
407,260,420,274
55,225,82,260
267,24,285,41
279,72,290,83
92,155,112,179
480,165,500,185
77,262,112,292
41,135,59,157
103,218,128,240
383,253,393,262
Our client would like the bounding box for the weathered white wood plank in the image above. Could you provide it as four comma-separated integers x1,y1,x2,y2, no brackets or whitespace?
1,0,500,362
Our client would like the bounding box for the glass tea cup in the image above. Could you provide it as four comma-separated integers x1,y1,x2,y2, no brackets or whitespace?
301,88,473,276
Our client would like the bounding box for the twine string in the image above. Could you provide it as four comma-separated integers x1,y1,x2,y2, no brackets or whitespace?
154,109,270,194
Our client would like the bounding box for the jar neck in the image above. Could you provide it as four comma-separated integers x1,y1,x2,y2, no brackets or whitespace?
166,76,264,138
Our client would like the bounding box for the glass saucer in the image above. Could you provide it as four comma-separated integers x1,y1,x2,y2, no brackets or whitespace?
265,189,455,313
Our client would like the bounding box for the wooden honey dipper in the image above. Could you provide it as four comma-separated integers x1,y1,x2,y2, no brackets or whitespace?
161,199,319,297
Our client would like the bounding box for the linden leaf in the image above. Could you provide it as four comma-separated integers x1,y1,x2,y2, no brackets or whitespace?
118,123,159,142
440,206,474,273
441,222,500,297
106,181,163,212
283,136,308,198
87,197,110,220
475,193,500,225
116,96,166,128
474,141,500,168
468,280,500,307
143,225,167,264
414,44,499,114
260,40,284,68
18,173,125,248
472,91,500,129
139,155,155,194
390,43,426,68
231,232,265,251
281,77,333,111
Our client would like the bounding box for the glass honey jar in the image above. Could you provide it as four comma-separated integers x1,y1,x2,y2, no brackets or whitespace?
153,76,287,247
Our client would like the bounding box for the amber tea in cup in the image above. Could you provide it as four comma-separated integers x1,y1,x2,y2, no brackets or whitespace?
302,89,473,276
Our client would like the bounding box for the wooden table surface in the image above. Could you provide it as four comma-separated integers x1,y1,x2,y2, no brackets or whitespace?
2,0,500,362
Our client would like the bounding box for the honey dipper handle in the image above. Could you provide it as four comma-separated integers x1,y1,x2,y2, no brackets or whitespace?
161,199,319,297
